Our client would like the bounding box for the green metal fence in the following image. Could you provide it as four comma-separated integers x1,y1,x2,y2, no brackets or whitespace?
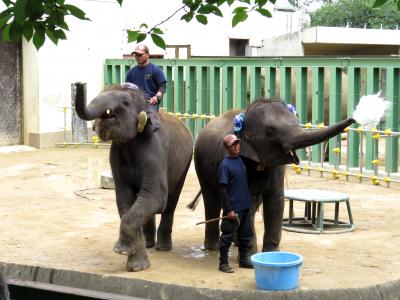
104,57,400,174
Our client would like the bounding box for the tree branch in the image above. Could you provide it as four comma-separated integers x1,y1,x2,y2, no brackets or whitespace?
147,5,187,34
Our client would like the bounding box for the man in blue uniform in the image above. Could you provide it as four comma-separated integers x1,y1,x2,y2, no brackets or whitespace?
125,44,167,132
218,134,254,273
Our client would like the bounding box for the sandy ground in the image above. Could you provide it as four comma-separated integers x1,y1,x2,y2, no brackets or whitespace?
1,147,400,291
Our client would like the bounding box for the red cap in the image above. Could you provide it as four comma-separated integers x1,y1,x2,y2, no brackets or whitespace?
223,134,240,147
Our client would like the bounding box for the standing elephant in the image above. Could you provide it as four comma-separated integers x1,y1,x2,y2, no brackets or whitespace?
194,99,355,252
75,83,193,271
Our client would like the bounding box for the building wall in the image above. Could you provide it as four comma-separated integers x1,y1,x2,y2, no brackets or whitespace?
10,0,301,147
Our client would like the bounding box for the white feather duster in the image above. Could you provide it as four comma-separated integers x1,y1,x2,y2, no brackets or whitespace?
352,93,390,129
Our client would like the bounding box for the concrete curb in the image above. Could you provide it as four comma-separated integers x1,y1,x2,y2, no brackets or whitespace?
1,262,399,300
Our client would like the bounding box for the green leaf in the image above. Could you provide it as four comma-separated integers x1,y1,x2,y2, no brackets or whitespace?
216,0,226,6
255,0,268,6
151,33,166,49
256,8,272,17
198,4,214,14
372,0,388,7
116,0,123,5
233,6,247,14
398,0,400,10
196,14,208,24
127,30,141,43
58,21,69,31
136,33,146,43
211,6,223,17
239,0,251,3
181,12,194,22
9,22,22,43
56,0,66,4
46,29,58,45
139,23,148,29
64,4,89,20
226,0,235,5
0,14,11,29
33,22,45,35
14,0,28,22
232,11,248,27
54,29,66,39
22,21,33,40
26,0,43,18
152,27,164,34
33,30,45,49
1,22,12,42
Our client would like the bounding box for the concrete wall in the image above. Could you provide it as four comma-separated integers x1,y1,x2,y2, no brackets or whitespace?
260,26,400,56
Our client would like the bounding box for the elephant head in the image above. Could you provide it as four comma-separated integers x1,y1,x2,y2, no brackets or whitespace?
74,83,158,142
237,99,355,167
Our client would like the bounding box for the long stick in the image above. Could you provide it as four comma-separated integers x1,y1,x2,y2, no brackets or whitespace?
196,216,228,225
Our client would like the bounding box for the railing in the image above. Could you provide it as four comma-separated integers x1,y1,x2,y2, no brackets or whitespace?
105,57,400,174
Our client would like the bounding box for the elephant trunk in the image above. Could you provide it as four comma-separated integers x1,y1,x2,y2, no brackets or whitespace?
75,82,111,121
285,118,356,150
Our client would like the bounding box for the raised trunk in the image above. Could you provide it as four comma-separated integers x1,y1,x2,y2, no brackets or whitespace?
286,118,356,150
74,82,110,121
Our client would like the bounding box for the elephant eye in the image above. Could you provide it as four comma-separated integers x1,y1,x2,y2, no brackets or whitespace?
265,127,275,136
123,100,130,107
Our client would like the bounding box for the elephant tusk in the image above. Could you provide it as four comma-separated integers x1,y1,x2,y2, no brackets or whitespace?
137,111,148,133
289,151,294,157
106,109,111,115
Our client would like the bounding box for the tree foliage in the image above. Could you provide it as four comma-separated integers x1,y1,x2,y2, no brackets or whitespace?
1,0,399,50
310,0,400,29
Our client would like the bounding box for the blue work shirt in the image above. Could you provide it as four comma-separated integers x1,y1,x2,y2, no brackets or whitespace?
219,156,251,212
125,62,166,99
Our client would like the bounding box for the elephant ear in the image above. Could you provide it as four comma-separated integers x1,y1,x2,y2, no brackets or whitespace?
147,111,160,129
236,132,262,163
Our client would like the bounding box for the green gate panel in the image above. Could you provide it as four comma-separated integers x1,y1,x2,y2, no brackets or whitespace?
197,66,209,134
173,66,184,113
265,67,276,98
347,67,361,168
235,67,247,109
311,67,324,163
210,66,221,115
328,67,343,165
222,66,234,112
385,67,399,173
365,67,380,170
249,66,261,103
280,67,292,103
165,66,173,111
185,66,197,135
296,67,308,161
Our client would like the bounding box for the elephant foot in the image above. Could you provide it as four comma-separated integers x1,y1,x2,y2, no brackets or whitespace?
262,244,280,252
145,239,155,249
204,239,219,251
155,238,172,251
113,238,136,256
126,253,150,272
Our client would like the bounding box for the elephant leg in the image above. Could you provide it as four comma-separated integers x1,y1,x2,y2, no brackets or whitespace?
156,165,189,251
262,169,285,252
202,187,221,251
262,194,284,252
115,185,136,218
142,216,156,248
114,195,165,256
156,211,173,251
125,229,150,272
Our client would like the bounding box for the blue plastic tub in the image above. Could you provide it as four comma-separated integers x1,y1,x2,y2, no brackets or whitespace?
251,251,303,291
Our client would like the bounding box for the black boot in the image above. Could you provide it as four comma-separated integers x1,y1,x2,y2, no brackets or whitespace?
239,250,254,269
219,257,234,273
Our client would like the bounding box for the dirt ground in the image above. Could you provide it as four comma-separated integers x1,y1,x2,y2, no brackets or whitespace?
1,146,400,291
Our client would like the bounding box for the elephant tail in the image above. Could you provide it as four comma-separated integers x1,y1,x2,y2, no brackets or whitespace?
186,190,202,211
